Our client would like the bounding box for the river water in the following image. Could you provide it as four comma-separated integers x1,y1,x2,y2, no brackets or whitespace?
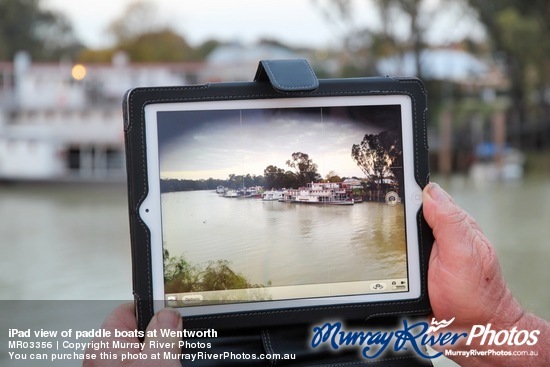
161,190,407,289
437,175,550,321
0,177,548,366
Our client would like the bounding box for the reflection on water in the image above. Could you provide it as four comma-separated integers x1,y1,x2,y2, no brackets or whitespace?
0,184,133,367
162,191,407,288
0,184,131,300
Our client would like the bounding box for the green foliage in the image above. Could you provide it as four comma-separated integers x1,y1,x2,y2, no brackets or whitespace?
263,165,297,189
325,170,342,183
200,261,251,291
351,131,401,190
107,0,157,46
160,175,265,193
77,0,216,63
264,165,285,189
163,250,268,294
285,152,322,187
226,173,265,189
0,0,81,60
193,39,222,61
160,178,224,193
77,48,116,63
122,29,194,62
163,249,200,292
161,152,323,192
466,0,550,122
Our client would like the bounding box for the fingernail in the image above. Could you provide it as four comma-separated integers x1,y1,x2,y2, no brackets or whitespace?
156,308,181,329
425,182,449,202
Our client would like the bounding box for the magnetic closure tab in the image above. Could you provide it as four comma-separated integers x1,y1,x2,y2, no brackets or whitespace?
254,59,319,93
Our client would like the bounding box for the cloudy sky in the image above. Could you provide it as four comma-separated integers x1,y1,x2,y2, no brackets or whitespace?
44,0,350,49
157,104,402,180
44,0,483,49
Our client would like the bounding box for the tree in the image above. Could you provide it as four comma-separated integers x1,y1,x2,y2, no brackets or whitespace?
227,173,243,189
313,0,443,79
351,132,400,190
164,249,199,292
163,250,268,295
123,29,194,62
86,0,194,62
264,165,286,189
78,0,219,63
107,0,160,46
325,170,342,183
193,39,221,61
465,0,550,135
285,152,321,187
0,0,81,60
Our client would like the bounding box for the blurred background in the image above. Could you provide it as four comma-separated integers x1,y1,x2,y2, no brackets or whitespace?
0,1,548,366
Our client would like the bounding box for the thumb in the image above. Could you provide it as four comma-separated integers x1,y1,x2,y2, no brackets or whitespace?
140,308,182,364
422,182,486,259
422,182,510,324
422,182,467,230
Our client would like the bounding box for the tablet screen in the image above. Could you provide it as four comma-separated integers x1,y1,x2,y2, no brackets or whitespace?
143,95,422,316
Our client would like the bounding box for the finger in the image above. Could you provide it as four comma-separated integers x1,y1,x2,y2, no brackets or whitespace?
422,182,487,260
103,303,139,331
423,182,467,233
423,183,512,322
83,303,141,367
140,308,183,365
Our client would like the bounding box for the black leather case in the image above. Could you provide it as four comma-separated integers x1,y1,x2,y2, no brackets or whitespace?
123,59,433,332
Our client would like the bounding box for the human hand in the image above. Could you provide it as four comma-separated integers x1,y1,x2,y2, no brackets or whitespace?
83,303,182,367
423,182,521,328
423,182,549,366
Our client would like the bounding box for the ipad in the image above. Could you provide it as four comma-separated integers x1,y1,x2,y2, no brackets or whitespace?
124,67,432,330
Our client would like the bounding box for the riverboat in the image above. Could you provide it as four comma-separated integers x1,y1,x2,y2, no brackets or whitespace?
294,194,354,205
291,182,355,205
243,186,263,198
223,186,264,198
223,189,241,198
262,190,284,201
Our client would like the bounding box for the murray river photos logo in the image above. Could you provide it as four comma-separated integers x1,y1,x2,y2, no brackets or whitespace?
310,318,540,359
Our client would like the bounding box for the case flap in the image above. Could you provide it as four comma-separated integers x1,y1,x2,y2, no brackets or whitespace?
254,59,319,92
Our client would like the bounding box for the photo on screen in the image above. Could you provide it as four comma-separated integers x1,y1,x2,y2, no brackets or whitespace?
156,104,407,306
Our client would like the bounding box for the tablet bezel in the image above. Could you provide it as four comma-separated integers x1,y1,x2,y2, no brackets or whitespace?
139,95,423,317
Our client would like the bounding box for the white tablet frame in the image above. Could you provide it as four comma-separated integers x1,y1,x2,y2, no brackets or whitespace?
140,95,423,316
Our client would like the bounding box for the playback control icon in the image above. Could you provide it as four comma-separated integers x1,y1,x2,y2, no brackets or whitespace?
370,282,386,291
